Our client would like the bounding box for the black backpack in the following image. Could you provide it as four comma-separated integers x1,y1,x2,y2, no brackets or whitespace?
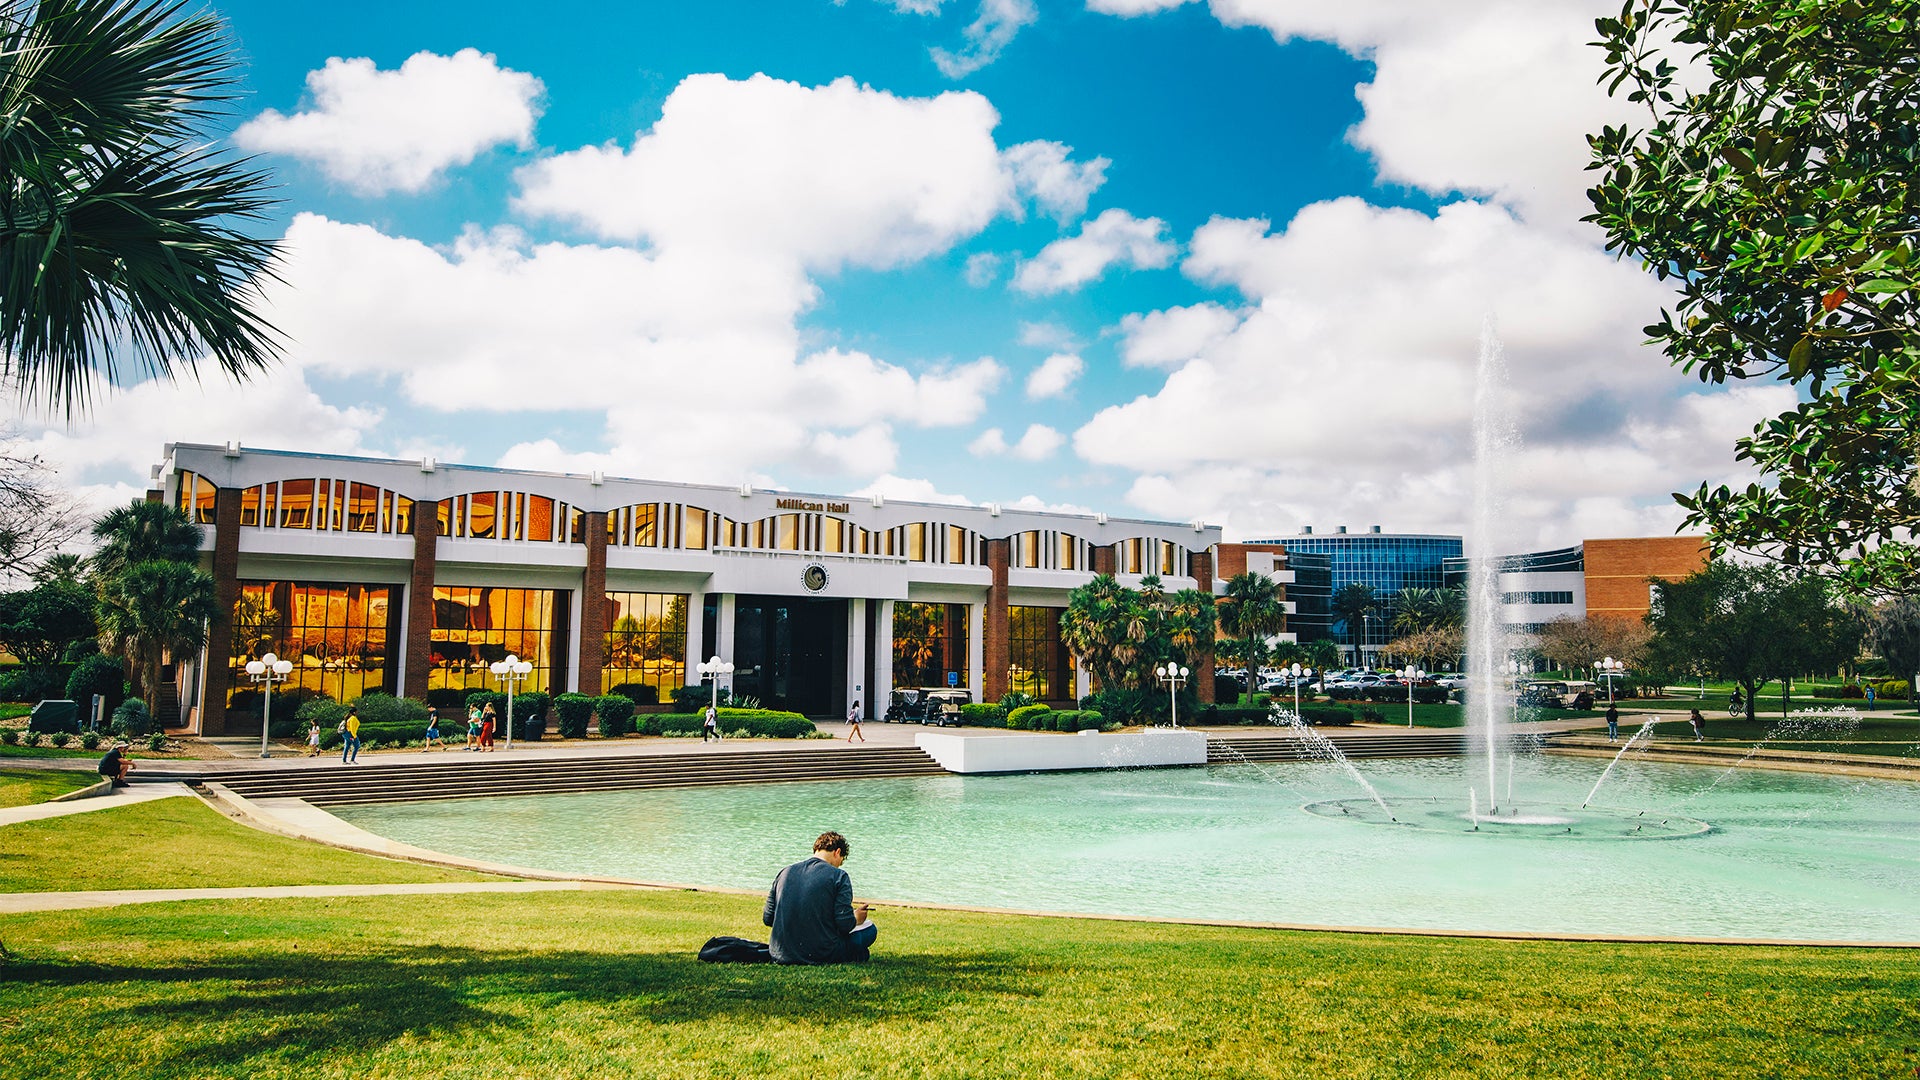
698,936,772,964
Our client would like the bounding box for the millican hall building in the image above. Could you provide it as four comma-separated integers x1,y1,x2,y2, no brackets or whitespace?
158,443,1240,734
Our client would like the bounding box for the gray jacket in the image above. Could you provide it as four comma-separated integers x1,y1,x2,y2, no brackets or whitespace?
762,856,857,964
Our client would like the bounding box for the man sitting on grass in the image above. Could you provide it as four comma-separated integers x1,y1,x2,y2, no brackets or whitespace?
97,742,133,787
763,831,877,964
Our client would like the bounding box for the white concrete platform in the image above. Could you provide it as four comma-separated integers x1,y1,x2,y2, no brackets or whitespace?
914,728,1209,773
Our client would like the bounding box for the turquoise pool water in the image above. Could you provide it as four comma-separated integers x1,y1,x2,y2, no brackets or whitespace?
332,755,1920,941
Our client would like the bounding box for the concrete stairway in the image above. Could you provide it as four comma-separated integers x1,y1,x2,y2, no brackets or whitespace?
1206,729,1546,763
196,746,949,807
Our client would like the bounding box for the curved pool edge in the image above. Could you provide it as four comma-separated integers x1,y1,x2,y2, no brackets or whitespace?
205,783,1920,951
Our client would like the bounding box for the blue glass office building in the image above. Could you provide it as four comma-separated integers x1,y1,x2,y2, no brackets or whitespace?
1253,527,1464,660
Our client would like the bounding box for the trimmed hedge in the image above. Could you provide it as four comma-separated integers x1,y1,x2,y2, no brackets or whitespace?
607,682,660,705
958,703,1005,727
1327,684,1451,705
595,694,636,737
1006,703,1052,730
1198,706,1274,725
553,693,596,739
643,709,814,738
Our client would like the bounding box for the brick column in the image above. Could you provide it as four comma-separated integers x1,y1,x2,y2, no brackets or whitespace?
403,505,439,701
984,538,1011,702
1189,551,1216,705
575,511,609,696
199,486,243,735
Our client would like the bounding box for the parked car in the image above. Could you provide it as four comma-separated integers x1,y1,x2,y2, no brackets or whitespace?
1434,674,1468,690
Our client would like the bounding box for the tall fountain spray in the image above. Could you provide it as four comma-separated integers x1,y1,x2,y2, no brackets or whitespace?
1467,318,1515,813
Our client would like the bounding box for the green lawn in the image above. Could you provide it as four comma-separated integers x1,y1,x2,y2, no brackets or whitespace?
0,743,99,760
0,796,500,893
0,768,97,808
1363,703,1603,728
1,795,1915,1077
1569,715,1920,757
0,890,1914,1079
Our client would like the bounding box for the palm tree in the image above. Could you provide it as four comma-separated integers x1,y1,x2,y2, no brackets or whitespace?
2,0,282,418
88,499,200,579
1330,582,1377,666
94,557,216,700
1218,572,1284,701
1391,587,1466,636
28,551,85,584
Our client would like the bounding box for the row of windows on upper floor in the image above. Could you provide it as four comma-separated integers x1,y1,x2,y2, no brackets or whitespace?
175,472,1192,573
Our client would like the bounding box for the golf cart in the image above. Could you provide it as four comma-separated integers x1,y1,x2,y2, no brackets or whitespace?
884,687,970,725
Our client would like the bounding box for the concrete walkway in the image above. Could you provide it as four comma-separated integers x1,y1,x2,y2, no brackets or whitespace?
0,879,635,914
0,782,193,827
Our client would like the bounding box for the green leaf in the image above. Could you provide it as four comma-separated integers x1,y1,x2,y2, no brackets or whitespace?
1855,279,1909,294
1786,337,1812,378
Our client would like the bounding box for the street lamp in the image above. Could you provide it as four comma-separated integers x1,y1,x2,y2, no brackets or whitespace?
1287,662,1314,722
1400,663,1426,727
1597,656,1626,706
489,653,532,750
1359,612,1371,669
697,655,736,717
1155,662,1189,727
244,652,294,759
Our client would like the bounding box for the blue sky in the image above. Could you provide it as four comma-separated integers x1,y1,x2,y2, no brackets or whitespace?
17,0,1787,552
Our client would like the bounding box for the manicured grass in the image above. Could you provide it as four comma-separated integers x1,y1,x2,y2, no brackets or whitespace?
1375,703,1602,728
1,890,1915,1079
1574,715,1920,746
0,796,501,893
0,702,30,721
0,743,98,760
0,768,97,808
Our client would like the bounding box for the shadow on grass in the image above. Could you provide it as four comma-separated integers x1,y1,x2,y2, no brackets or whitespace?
4,944,1041,1073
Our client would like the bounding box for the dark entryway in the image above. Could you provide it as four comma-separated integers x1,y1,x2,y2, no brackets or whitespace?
732,595,847,719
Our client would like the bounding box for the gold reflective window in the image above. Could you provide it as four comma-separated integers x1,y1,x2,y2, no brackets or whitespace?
278,479,314,529
526,495,554,542
948,525,967,563
1057,534,1078,571
227,581,398,709
240,485,261,527
348,483,380,532
429,586,563,694
602,591,689,697
684,507,709,549
469,492,497,539
821,516,844,553
777,513,800,551
892,602,969,689
906,523,926,562
1020,530,1040,568
632,504,657,547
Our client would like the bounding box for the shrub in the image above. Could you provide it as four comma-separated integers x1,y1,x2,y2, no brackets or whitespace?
110,698,152,738
295,698,351,730
1201,706,1274,725
1080,687,1160,725
608,682,660,705
1301,706,1355,726
0,729,15,745
594,694,636,737
426,687,471,710
81,730,99,750
958,703,1005,727
509,690,550,741
1007,703,1052,730
998,691,1037,712
1050,709,1103,732
49,731,70,747
146,732,167,751
352,692,429,727
65,654,128,714
1355,705,1384,723
0,665,69,703
1877,679,1909,699
22,730,43,746
639,710,814,738
553,693,596,739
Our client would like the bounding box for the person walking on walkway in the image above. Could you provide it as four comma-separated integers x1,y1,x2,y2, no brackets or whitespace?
845,699,864,743
703,704,719,743
305,720,321,757
340,708,361,764
423,707,445,751
1605,704,1619,742
466,704,482,750
1689,707,1705,742
1866,684,1876,711
481,702,497,751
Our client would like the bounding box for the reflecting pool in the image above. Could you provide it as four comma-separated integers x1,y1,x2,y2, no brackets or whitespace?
333,755,1920,941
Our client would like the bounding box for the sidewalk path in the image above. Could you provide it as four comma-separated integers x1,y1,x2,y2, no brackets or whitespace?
0,879,634,914
0,782,193,828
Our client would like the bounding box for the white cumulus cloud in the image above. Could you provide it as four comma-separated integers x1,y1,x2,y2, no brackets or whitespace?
235,48,543,195
1025,352,1085,399
1116,302,1242,367
932,0,1038,78
1003,140,1110,220
1013,208,1176,294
